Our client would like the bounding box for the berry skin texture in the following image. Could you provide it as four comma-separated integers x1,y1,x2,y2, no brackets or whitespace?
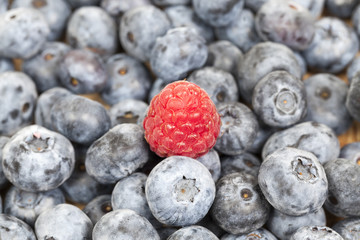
143,81,221,158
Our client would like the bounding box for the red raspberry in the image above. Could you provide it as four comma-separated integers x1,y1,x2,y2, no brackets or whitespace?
143,80,221,158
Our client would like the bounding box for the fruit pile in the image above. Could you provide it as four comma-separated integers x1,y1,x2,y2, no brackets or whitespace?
0,0,360,239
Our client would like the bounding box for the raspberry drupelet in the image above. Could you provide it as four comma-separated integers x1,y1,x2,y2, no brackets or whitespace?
143,80,221,158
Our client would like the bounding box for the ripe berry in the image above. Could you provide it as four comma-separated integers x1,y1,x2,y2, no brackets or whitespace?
143,80,221,158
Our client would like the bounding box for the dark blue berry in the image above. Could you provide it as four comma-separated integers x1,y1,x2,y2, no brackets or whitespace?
2,125,75,192
83,194,112,225
11,0,71,41
101,53,152,105
167,225,219,240
0,214,36,240
67,6,118,56
50,94,111,145
35,203,93,240
4,185,65,227
85,123,150,184
108,99,148,127
259,147,328,216
22,41,71,93
215,8,261,53
252,70,307,128
0,71,38,136
92,209,160,240
215,102,259,155
188,67,239,106
146,156,215,226
302,17,358,73
165,5,214,43
290,226,344,240
192,0,244,27
303,73,353,135
324,158,360,218
58,49,108,94
0,7,49,59
210,172,270,234
150,27,208,82
119,5,171,62
262,121,340,165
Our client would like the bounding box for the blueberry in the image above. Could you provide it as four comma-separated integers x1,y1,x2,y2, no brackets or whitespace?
101,53,152,105
145,156,216,226
108,99,148,127
262,121,340,165
290,226,344,240
68,0,101,8
220,152,261,178
100,0,152,19
35,203,93,240
157,227,179,240
11,0,72,41
153,0,190,6
302,17,359,74
237,41,301,104
0,57,14,73
150,27,208,82
215,8,261,53
352,4,360,42
292,0,325,19
92,209,160,240
58,49,108,94
61,163,114,204
0,7,49,59
340,142,360,165
0,136,10,190
255,0,315,51
221,228,277,240
188,67,239,106
205,40,243,77
346,56,360,84
22,41,71,93
247,123,277,154
326,0,358,19
210,172,270,234
346,73,360,122
332,217,360,240
196,213,225,237
197,149,221,182
120,5,171,62
0,71,38,136
215,102,259,155
111,172,160,228
303,73,353,135
267,207,326,240
258,147,328,216
244,0,267,13
4,185,65,227
2,125,75,192
85,123,150,184
165,5,214,43
148,78,168,102
324,158,360,218
34,87,72,130
83,194,112,225
50,94,111,145
67,6,118,56
167,225,219,240
252,70,307,128
192,0,244,27
0,214,36,240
